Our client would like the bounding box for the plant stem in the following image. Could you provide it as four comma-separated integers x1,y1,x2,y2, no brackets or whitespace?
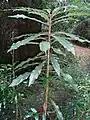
44,14,52,116
12,31,18,120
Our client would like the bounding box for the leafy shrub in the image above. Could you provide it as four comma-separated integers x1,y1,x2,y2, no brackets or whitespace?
1,1,90,120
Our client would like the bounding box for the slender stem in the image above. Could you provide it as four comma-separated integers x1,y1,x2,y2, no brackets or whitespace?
11,31,18,120
44,14,52,115
12,31,15,79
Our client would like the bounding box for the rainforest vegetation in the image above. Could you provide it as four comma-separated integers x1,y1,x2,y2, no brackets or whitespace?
0,0,90,120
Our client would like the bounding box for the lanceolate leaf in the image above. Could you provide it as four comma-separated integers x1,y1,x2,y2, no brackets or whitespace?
35,116,39,120
15,58,37,70
42,113,46,120
63,73,78,92
31,108,37,113
52,18,68,26
10,7,49,21
52,6,67,16
53,32,90,43
52,7,61,15
8,35,41,52
53,36,75,55
52,14,68,22
39,41,50,53
13,32,48,41
51,100,63,120
43,9,51,14
52,47,66,56
51,56,61,76
9,72,30,87
9,14,48,25
15,52,44,70
28,11,49,21
68,12,90,17
64,33,90,43
53,12,90,24
29,61,45,86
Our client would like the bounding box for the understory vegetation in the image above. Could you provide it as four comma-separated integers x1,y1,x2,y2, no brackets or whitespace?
0,0,90,120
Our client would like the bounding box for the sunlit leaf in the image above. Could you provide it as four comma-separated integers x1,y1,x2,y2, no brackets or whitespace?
15,63,39,74
24,112,33,119
52,7,60,15
35,116,39,120
51,100,63,120
39,41,50,52
64,33,90,43
28,11,49,21
9,72,30,87
9,14,48,25
52,18,68,26
15,52,44,70
53,32,90,43
68,12,90,17
51,56,61,76
29,62,45,86
53,36,75,55
15,58,35,70
8,35,41,52
52,6,67,16
63,73,78,92
42,113,46,120
52,14,69,25
13,33,48,41
25,108,39,120
44,9,51,14
9,7,49,21
31,108,37,113
52,47,66,56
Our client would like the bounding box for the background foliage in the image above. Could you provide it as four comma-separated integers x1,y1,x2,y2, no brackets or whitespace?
0,0,90,120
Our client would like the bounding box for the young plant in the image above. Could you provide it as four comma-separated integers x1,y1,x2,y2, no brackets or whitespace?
7,4,90,119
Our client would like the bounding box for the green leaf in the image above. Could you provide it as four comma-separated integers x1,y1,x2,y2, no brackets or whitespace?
52,18,68,26
15,63,39,73
39,41,50,52
9,14,48,25
53,32,90,43
63,73,78,92
64,33,90,43
10,7,49,21
52,14,69,25
53,36,75,55
35,116,39,120
8,35,40,52
51,100,63,120
9,72,30,87
28,11,49,21
52,7,60,15
76,105,82,117
42,113,46,120
15,52,43,70
24,112,33,119
15,58,34,70
51,56,61,76
44,9,51,14
52,7,66,16
25,108,39,120
52,47,66,56
13,33,47,41
29,62,45,86
31,108,37,113
68,12,90,17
